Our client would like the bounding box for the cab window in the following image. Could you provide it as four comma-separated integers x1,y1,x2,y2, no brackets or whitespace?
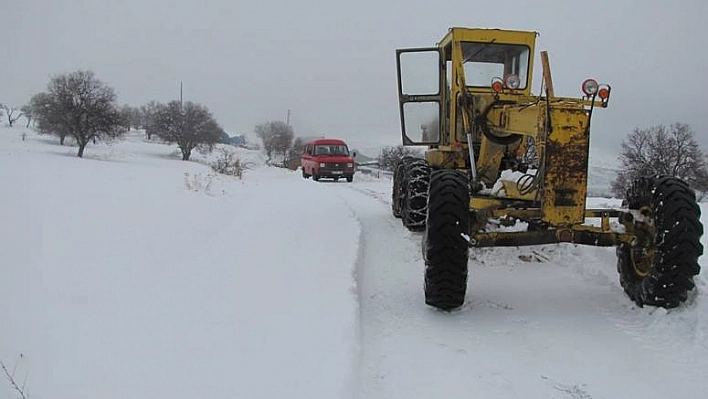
461,42,530,89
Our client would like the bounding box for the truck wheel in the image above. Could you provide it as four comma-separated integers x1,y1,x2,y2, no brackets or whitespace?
617,176,703,308
302,168,310,179
391,156,422,218
401,159,430,231
346,175,353,183
423,170,470,311
391,158,409,218
313,174,320,182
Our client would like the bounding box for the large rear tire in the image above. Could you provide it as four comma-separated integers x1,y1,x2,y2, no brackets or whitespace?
424,170,470,311
401,159,430,231
617,176,703,308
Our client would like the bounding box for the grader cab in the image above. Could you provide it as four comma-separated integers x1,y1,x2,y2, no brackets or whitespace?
392,27,703,311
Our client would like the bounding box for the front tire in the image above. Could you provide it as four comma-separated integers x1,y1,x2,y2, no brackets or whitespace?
617,176,703,308
424,170,470,311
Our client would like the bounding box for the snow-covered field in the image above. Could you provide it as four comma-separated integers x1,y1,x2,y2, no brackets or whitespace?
1,126,706,399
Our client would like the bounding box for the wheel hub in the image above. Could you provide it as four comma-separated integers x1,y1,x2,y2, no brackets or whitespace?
629,247,654,277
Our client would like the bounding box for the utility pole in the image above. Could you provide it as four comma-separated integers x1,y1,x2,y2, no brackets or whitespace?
286,109,291,126
179,81,183,109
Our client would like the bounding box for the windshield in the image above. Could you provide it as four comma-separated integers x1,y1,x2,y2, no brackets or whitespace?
315,144,349,156
461,41,530,89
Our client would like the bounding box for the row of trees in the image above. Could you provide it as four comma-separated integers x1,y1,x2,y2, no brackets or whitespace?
15,69,300,163
25,70,227,159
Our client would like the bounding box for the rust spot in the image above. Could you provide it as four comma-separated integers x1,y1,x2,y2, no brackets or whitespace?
554,188,577,206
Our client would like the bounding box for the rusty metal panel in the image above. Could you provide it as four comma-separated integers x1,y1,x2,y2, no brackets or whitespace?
541,107,590,225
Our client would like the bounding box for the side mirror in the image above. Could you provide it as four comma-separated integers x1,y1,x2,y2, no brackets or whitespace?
352,151,357,158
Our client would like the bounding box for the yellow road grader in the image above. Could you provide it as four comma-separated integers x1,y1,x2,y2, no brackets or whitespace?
392,27,703,311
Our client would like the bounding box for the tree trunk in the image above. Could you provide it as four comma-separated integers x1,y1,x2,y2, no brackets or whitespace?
182,149,191,160
77,143,86,158
60,135,66,145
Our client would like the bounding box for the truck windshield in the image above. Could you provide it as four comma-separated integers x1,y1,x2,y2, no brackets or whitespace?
315,145,349,156
461,42,530,89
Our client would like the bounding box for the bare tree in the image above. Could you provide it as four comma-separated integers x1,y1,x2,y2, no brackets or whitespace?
140,101,161,140
0,104,24,127
20,104,34,127
118,104,135,132
29,70,125,157
282,137,306,170
29,92,67,144
150,100,223,160
1,357,28,399
118,104,142,131
378,145,423,171
255,121,294,162
285,137,305,164
612,123,708,197
29,92,70,145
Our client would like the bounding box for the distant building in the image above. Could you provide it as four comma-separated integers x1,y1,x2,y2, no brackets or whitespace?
230,134,246,147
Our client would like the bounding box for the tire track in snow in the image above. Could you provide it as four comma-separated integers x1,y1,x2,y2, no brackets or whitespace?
336,189,367,399
333,183,429,399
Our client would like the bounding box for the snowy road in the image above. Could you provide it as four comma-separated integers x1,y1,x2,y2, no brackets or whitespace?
335,180,708,399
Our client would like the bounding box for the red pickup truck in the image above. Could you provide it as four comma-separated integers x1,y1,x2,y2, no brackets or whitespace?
301,138,356,182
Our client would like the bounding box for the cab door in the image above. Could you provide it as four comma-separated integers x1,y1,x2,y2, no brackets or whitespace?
396,47,442,146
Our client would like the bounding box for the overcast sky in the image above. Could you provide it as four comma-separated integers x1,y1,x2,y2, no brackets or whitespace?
2,0,706,155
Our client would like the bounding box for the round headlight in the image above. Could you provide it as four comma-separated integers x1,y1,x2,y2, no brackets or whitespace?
581,79,599,96
504,74,521,89
491,77,504,93
598,85,611,100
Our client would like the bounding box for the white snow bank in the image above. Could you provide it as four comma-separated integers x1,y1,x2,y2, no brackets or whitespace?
0,127,360,399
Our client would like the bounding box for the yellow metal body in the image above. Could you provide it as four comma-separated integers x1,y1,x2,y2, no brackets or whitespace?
397,27,617,247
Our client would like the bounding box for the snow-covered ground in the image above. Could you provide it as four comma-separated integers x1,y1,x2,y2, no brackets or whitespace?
1,126,706,399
